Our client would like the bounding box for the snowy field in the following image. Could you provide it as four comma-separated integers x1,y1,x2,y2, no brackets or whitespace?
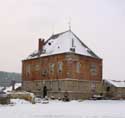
0,99,125,118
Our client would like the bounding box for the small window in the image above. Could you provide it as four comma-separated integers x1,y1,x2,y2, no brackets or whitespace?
90,64,97,75
58,62,63,72
76,62,81,73
50,64,55,73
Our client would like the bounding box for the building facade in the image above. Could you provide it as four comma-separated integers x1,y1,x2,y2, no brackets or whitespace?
22,30,103,99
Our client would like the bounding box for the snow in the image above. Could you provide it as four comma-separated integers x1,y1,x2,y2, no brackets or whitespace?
0,87,4,92
44,31,91,56
0,99,125,118
11,99,31,105
105,79,125,88
27,30,98,59
0,83,21,93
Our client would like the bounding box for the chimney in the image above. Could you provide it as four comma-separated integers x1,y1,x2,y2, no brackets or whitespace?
38,38,45,52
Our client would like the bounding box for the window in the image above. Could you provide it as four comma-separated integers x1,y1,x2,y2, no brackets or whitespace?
35,64,40,71
76,62,81,73
90,64,97,75
58,62,63,72
50,64,55,73
42,69,48,76
26,64,30,78
26,64,30,74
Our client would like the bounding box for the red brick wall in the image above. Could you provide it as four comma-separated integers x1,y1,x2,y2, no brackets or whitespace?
22,53,102,81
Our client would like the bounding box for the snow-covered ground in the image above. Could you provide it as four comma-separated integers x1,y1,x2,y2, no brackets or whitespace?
0,99,125,118
0,83,21,93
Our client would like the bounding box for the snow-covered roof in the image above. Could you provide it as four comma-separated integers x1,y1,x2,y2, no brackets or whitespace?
27,30,100,59
105,79,125,88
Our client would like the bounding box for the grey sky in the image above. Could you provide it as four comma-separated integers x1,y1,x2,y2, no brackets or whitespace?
0,0,125,80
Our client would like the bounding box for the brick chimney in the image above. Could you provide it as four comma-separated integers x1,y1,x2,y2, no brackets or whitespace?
38,38,45,52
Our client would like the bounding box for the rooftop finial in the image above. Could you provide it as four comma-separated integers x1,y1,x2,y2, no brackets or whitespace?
68,17,71,31
52,24,55,35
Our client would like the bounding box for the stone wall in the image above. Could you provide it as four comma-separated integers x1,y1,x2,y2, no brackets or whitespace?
22,79,103,99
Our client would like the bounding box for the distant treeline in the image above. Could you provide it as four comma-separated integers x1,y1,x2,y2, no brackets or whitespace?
0,71,21,86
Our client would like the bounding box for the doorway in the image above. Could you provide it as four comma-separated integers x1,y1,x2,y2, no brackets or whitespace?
43,86,47,98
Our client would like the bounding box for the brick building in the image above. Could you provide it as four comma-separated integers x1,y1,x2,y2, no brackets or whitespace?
22,30,103,99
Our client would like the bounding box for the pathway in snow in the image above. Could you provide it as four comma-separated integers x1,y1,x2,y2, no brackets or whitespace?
0,100,125,118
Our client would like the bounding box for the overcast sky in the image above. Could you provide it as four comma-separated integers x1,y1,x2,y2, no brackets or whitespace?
0,0,125,80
